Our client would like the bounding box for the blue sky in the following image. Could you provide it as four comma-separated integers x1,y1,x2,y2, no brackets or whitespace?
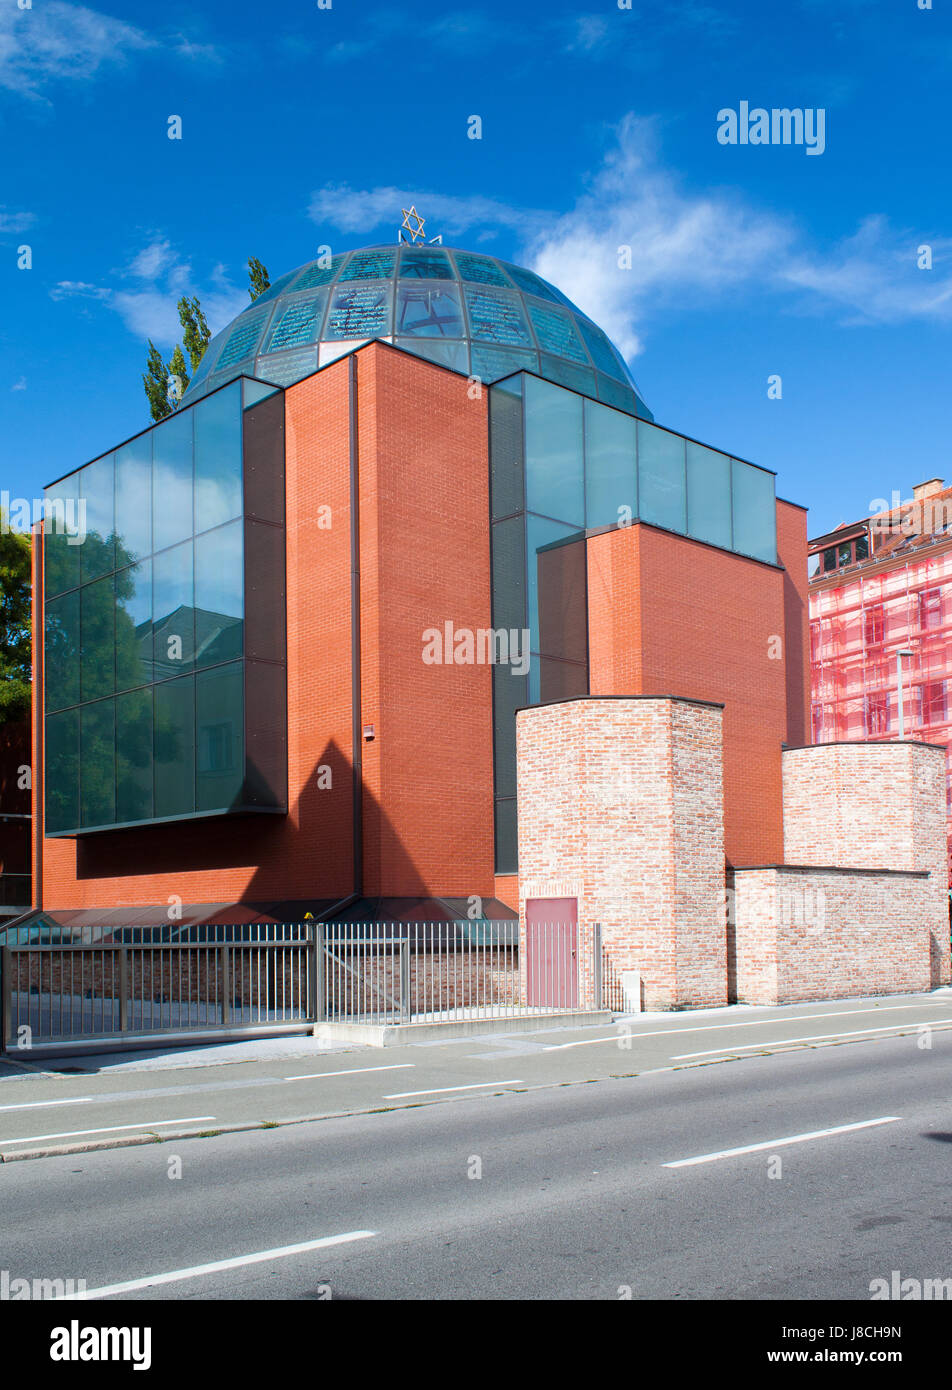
1,0,948,537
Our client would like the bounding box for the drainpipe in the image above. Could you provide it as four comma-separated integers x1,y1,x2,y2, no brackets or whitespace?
349,354,363,899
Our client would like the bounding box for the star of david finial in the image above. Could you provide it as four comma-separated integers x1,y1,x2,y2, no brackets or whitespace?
399,206,426,243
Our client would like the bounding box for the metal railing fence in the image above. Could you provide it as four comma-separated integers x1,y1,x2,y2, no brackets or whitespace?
0,920,605,1047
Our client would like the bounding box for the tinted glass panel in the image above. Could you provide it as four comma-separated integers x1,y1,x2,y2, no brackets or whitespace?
196,662,244,812
686,442,732,549
324,282,392,339
472,346,538,382
731,459,777,563
194,383,242,534
45,591,80,712
292,256,344,291
80,575,115,702
116,688,152,824
526,516,583,649
260,292,327,354
490,386,525,520
243,521,285,662
115,560,152,692
44,477,82,597
80,699,115,827
154,675,195,819
526,301,589,363
339,249,396,281
115,435,152,564
152,408,193,551
584,399,636,529
524,377,584,524
216,310,268,370
79,454,115,582
395,282,463,337
453,252,513,286
45,709,79,834
244,661,287,809
194,522,243,668
494,797,518,875
398,248,453,279
153,541,194,678
464,286,533,347
638,422,686,533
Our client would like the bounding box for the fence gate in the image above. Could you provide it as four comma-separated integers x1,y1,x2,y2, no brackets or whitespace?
525,898,578,1007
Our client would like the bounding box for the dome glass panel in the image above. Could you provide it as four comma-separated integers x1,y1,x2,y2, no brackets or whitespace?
179,243,651,420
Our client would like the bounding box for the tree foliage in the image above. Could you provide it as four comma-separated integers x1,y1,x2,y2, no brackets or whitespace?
143,257,270,418
247,256,271,301
0,517,32,726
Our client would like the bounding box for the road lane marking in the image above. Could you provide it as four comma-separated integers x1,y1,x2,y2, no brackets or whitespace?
663,1116,901,1168
66,1231,378,1300
0,1098,94,1113
0,1116,216,1146
545,1004,951,1050
284,1064,415,1081
672,1020,952,1059
383,1080,524,1098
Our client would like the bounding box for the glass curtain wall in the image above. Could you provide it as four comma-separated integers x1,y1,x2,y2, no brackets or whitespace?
43,379,287,836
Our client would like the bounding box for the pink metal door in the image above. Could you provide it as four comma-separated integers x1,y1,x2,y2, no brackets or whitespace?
525,897,578,1007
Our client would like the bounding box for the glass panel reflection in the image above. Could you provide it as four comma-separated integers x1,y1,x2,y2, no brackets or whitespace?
45,591,80,712
116,688,153,823
154,675,196,819
45,708,79,834
732,459,777,563
79,454,115,583
115,560,152,693
686,442,732,549
524,376,584,524
115,434,152,563
80,575,115,702
153,541,194,678
80,699,115,828
194,383,242,534
638,422,686,533
152,408,193,552
194,522,243,668
584,400,636,529
395,283,463,337
196,662,244,812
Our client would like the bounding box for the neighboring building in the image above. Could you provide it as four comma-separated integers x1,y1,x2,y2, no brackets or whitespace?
19,241,808,934
808,478,952,878
0,720,30,918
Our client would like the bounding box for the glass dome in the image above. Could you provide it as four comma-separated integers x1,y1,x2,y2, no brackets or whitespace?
180,244,652,419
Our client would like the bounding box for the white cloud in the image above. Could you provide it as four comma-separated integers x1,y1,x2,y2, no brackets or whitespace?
0,1,155,97
0,207,35,233
309,182,545,243
11,376,26,391
50,237,248,346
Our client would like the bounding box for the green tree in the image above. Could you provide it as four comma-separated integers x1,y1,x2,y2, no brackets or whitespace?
143,340,173,422
178,295,210,372
248,256,271,301
167,344,190,403
0,518,32,726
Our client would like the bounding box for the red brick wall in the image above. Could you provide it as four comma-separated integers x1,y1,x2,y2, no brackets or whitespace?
354,347,494,900
587,521,789,867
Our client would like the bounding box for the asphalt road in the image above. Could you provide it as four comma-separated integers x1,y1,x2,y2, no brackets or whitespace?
2,991,951,1158
2,1018,952,1300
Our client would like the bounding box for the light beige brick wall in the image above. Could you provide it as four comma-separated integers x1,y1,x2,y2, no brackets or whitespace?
516,696,726,1010
734,866,936,1004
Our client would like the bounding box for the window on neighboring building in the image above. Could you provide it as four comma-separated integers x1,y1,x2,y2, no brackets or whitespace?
919,587,943,630
854,532,869,562
922,681,948,727
808,552,821,578
812,703,826,740
863,604,885,646
837,541,853,568
822,547,837,572
864,691,889,736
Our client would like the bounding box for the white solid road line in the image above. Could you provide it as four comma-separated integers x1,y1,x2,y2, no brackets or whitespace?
663,1116,901,1168
672,1019,952,1059
284,1064,416,1081
544,1003,949,1050
383,1079,525,1098
0,1097,94,1113
66,1231,378,1300
0,1116,216,1146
